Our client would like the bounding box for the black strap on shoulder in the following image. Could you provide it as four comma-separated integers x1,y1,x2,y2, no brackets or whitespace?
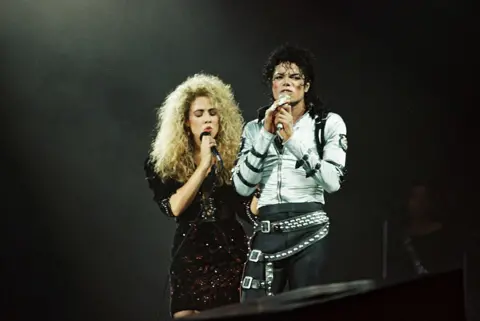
314,113,328,159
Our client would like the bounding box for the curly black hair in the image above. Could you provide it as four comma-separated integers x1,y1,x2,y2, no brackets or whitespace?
402,176,451,222
408,177,445,205
262,43,325,116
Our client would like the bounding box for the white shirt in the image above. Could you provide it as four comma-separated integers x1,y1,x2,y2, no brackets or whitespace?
232,111,347,208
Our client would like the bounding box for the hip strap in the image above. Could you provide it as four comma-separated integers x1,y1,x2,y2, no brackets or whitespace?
253,211,328,233
248,223,329,263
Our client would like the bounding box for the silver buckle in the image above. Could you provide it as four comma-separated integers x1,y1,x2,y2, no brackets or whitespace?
249,249,262,262
242,276,253,289
260,220,271,233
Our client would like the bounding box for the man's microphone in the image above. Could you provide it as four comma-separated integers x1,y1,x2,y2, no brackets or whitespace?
200,131,223,169
276,93,291,131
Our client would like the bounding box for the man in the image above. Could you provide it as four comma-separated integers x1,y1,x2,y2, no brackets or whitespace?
232,44,348,300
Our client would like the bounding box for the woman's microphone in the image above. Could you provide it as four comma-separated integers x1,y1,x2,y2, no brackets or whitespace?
200,131,223,169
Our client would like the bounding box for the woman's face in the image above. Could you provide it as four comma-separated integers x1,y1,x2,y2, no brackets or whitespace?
186,96,220,148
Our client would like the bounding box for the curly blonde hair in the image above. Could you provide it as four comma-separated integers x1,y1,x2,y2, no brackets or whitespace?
149,73,244,186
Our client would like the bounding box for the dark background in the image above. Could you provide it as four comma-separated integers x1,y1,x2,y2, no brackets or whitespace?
2,1,475,320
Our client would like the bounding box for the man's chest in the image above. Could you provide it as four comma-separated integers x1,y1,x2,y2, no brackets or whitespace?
262,118,317,159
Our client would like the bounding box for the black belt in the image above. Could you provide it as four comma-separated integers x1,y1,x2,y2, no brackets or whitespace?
241,224,329,295
259,202,324,216
253,211,328,233
248,223,329,263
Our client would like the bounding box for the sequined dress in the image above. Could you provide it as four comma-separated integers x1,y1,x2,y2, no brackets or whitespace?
144,160,250,315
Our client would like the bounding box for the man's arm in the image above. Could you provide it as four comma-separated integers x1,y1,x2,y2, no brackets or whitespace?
284,113,347,193
232,121,275,196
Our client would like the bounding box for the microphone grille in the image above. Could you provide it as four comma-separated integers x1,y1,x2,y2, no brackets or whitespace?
278,93,291,105
200,131,211,139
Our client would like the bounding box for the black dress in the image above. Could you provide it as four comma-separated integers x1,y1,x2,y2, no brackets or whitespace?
144,159,250,315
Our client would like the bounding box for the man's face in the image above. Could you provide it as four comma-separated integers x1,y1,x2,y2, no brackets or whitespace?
271,62,310,104
407,185,431,218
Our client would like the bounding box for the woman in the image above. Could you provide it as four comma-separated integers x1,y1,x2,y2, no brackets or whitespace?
144,73,252,318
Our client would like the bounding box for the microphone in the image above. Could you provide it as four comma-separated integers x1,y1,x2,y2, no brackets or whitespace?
200,131,223,167
276,93,291,131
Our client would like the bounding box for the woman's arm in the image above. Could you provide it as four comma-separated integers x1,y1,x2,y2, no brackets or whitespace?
169,166,209,217
145,157,210,218
250,187,262,215
250,196,259,215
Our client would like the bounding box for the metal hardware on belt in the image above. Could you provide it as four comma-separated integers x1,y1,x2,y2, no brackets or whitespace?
254,211,328,233
241,276,265,289
248,223,329,263
241,264,274,292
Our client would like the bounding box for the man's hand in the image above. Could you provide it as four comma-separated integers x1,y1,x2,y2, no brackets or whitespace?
263,102,277,134
264,95,291,134
274,104,294,141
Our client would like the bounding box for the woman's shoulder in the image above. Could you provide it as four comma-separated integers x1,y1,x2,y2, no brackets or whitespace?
144,156,181,189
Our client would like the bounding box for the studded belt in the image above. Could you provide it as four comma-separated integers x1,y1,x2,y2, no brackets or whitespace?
249,223,329,263
241,263,274,290
253,211,328,233
241,223,329,293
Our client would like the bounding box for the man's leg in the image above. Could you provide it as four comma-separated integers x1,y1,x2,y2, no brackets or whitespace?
241,232,288,301
288,235,329,290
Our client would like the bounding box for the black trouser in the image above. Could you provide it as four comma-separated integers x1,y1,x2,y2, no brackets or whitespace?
241,202,330,302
